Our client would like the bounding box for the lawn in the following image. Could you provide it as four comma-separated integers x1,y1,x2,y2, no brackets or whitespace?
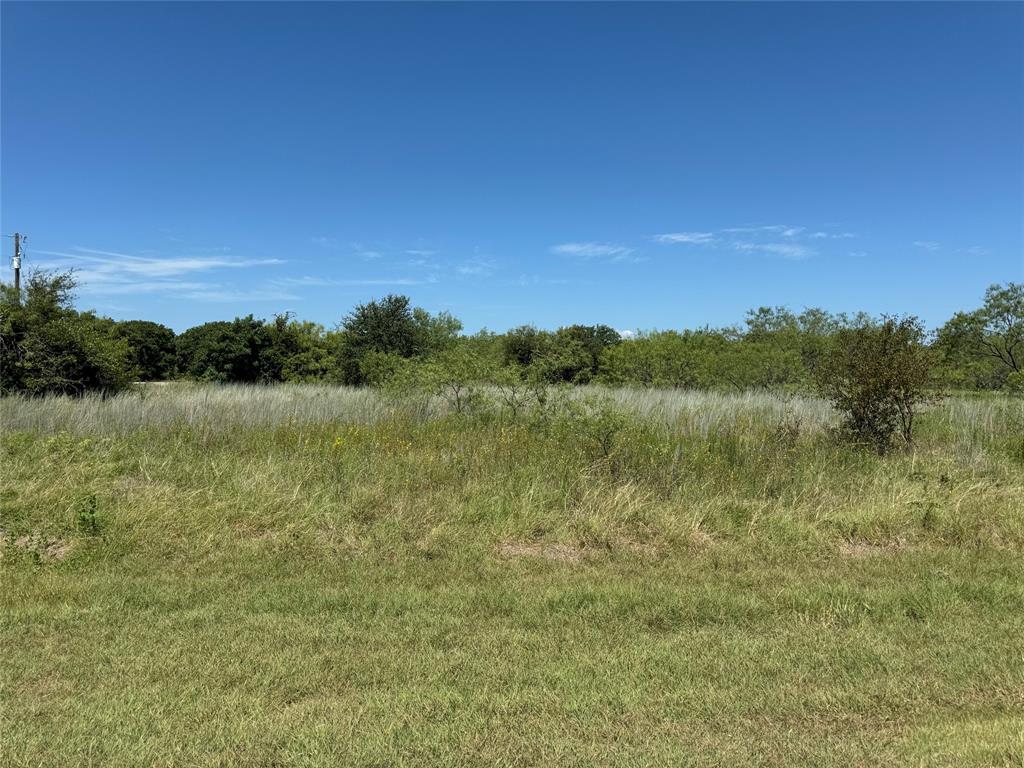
2,386,1022,767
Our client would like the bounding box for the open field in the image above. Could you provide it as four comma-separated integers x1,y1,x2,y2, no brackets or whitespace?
2,385,1023,766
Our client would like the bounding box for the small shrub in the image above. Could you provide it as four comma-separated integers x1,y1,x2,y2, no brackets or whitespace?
815,316,940,453
74,492,102,536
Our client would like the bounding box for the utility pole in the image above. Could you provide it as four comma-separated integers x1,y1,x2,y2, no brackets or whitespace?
12,232,23,302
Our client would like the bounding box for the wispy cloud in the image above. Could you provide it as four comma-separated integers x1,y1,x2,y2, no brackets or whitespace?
456,258,497,277
405,249,437,257
31,246,285,297
649,223,858,260
37,248,283,278
913,240,940,251
349,243,383,260
721,224,791,234
652,232,714,245
178,288,299,303
274,276,425,287
808,231,855,239
734,242,813,260
962,246,989,257
550,242,633,258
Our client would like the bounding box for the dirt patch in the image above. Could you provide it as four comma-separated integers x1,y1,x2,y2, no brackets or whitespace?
622,539,663,560
495,541,590,564
838,538,908,559
688,529,714,550
6,531,75,562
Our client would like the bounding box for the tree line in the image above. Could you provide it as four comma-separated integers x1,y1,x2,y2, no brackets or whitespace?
1,272,1021,400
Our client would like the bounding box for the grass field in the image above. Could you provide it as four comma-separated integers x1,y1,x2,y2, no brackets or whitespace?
2,385,1023,766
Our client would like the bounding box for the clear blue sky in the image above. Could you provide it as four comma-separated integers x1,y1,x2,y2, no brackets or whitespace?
2,1,1022,334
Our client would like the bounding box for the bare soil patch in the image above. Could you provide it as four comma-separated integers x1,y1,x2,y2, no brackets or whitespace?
2,531,75,561
838,537,908,559
495,541,590,563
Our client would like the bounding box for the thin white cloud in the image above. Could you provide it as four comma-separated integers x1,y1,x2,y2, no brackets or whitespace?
405,249,437,257
962,246,989,257
809,231,855,239
550,242,633,258
178,289,300,303
913,241,940,251
734,242,813,260
73,277,211,296
515,274,573,286
348,243,384,260
274,276,425,287
721,224,790,234
36,248,283,278
652,232,715,245
31,247,285,298
456,258,497,276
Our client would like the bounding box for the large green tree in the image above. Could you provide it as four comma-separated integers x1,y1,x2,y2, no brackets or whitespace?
936,283,1022,389
335,295,462,385
175,316,273,382
114,320,176,381
0,271,134,395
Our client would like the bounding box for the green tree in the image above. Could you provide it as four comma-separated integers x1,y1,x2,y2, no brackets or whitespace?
114,320,176,380
335,295,443,385
413,308,463,355
597,330,728,388
502,325,550,369
175,316,273,382
814,316,938,453
554,325,621,383
936,283,1022,388
0,271,134,395
416,344,498,413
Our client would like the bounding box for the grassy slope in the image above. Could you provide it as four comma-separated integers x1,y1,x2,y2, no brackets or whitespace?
2,387,1022,767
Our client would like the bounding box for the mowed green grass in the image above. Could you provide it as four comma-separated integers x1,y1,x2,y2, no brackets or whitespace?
2,387,1023,766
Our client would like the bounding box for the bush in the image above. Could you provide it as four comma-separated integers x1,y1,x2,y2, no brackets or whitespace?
814,316,939,453
175,316,272,382
114,320,176,380
335,295,462,385
0,271,134,396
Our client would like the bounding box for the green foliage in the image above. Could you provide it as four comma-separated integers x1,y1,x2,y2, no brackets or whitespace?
357,350,411,388
414,344,498,413
502,325,548,368
114,320,176,380
553,325,621,383
0,271,134,395
413,307,463,355
597,330,728,388
265,314,334,383
936,283,1023,389
74,491,102,536
336,295,460,385
2,280,1019,397
815,316,939,453
175,316,273,382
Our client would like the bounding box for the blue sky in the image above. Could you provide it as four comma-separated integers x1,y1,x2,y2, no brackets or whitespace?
2,2,1022,334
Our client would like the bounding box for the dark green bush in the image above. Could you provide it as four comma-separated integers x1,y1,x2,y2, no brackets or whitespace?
1,272,134,396
814,316,939,453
